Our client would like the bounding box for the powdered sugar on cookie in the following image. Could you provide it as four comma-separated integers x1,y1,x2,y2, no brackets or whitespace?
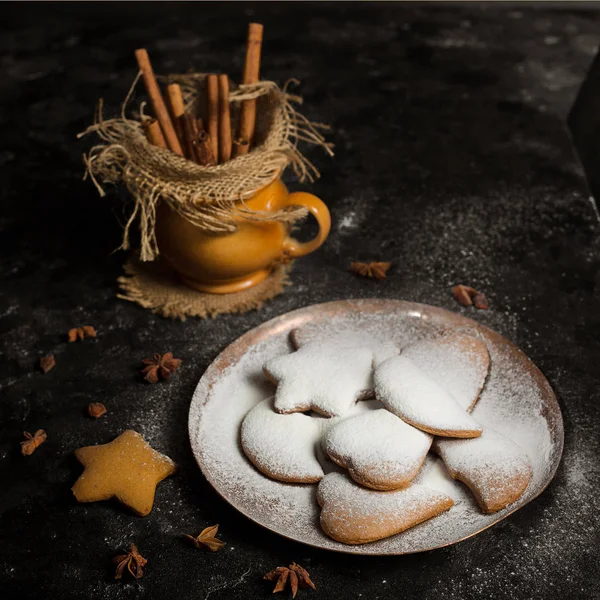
402,333,490,412
241,398,324,483
317,471,454,545
264,333,399,417
323,409,432,490
375,355,483,437
433,428,531,513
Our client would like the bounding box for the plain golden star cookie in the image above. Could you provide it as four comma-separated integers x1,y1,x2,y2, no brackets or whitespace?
317,472,454,545
263,332,398,417
241,398,324,483
401,333,490,412
72,430,176,516
323,409,432,490
374,355,483,437
433,428,531,513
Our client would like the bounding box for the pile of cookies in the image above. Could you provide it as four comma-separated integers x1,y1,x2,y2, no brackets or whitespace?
240,327,532,545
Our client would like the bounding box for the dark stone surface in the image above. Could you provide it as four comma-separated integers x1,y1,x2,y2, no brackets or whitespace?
570,47,600,203
1,3,600,599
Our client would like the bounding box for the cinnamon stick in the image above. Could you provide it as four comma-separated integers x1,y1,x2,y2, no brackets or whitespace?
178,114,199,162
189,115,199,139
218,74,232,163
194,130,216,166
167,83,186,147
196,118,205,133
206,74,220,163
176,115,190,159
233,23,263,157
167,83,186,117
135,49,183,156
142,118,167,148
232,137,249,157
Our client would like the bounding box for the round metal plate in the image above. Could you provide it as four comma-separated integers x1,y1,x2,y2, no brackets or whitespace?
188,299,563,555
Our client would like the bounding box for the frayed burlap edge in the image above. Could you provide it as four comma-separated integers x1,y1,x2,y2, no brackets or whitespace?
117,257,292,320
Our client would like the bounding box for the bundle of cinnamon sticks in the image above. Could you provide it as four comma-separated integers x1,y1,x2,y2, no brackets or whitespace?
135,23,263,166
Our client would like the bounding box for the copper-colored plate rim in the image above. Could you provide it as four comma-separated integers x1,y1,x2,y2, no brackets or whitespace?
188,299,564,555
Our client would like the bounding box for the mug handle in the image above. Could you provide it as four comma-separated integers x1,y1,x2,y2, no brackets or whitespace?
281,192,331,258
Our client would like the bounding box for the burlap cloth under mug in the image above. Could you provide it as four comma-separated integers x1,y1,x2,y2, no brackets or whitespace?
79,73,332,318
117,257,292,320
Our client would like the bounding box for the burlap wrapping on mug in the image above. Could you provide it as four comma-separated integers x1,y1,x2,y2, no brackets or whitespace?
79,73,333,262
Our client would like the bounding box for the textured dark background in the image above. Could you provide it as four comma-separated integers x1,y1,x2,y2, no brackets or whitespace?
1,3,600,599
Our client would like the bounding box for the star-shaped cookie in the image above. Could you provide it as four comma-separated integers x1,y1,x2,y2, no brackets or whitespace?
72,430,176,516
264,332,398,417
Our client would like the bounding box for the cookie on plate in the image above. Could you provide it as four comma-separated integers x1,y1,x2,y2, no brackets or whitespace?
402,333,490,412
433,429,531,513
323,409,432,490
264,332,398,417
241,398,324,483
317,472,454,545
374,355,482,438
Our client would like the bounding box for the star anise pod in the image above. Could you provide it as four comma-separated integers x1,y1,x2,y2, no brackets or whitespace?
40,354,56,374
350,261,391,281
141,352,182,383
264,563,316,598
184,524,225,552
452,284,489,310
68,326,97,342
87,402,107,418
21,429,47,456
113,543,147,580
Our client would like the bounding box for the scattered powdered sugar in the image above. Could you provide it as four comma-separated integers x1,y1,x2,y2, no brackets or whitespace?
323,409,432,489
402,333,490,411
433,429,532,513
264,332,398,417
240,397,324,483
189,301,562,554
375,355,483,436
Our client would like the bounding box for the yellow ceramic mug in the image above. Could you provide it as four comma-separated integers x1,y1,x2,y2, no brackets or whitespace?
155,179,331,294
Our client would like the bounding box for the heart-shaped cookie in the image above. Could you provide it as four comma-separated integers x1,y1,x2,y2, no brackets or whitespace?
374,355,482,438
433,429,531,513
317,472,454,545
264,332,399,417
240,398,324,483
323,409,432,490
402,333,490,412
